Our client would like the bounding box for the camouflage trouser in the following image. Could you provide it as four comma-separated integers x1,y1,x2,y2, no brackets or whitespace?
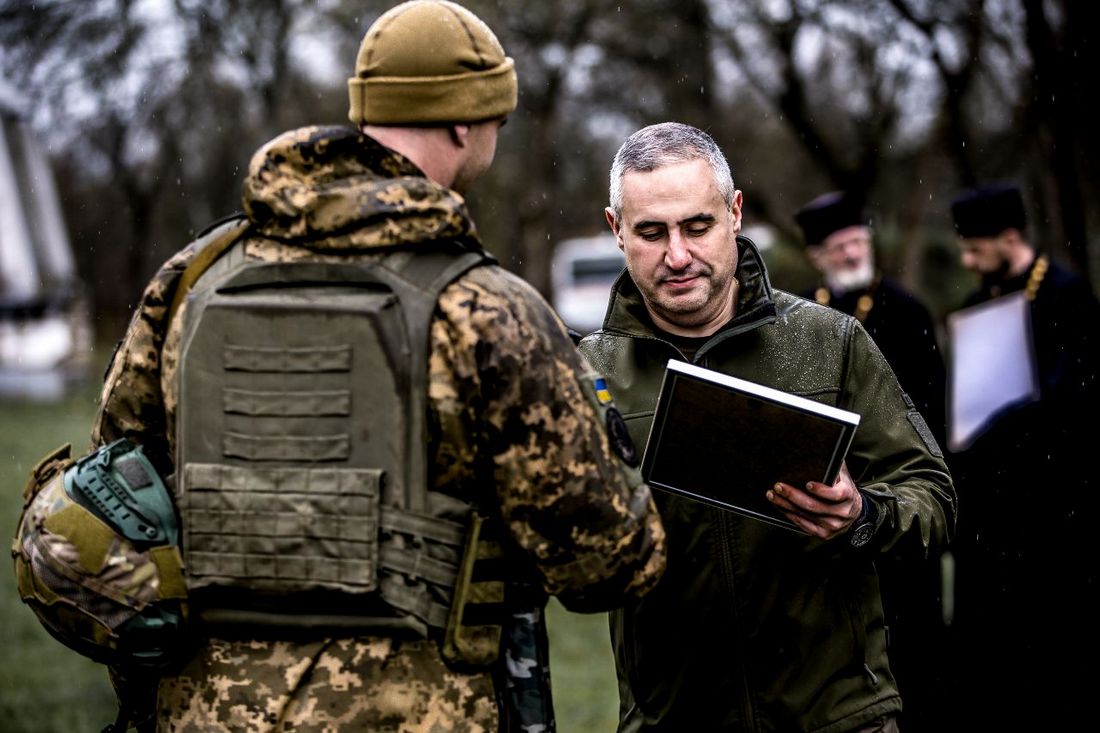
498,605,556,733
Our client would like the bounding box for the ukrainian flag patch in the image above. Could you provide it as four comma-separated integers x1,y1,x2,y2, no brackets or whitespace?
594,377,613,405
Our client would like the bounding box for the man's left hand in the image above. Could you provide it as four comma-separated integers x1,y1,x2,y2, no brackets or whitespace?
766,462,860,540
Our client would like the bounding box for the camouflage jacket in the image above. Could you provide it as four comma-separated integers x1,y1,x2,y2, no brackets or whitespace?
86,126,665,733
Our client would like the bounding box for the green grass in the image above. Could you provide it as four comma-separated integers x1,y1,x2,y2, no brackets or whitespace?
1,383,117,732
1,380,620,732
546,600,619,733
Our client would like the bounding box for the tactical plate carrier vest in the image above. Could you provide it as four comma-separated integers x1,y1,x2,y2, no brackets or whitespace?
175,235,492,644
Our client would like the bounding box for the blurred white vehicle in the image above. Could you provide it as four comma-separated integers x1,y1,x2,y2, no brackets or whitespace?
0,102,92,399
551,234,625,336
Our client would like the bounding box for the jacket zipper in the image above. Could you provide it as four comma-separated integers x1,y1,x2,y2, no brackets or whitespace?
716,508,757,731
698,350,758,731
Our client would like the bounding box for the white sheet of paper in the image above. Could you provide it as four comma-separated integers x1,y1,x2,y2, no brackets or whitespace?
947,291,1039,451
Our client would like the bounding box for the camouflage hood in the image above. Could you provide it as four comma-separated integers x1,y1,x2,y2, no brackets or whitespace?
242,125,483,252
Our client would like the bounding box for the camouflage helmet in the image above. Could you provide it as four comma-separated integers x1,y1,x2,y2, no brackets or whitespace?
12,439,189,670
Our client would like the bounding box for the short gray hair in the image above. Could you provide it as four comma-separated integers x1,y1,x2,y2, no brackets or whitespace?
608,122,735,221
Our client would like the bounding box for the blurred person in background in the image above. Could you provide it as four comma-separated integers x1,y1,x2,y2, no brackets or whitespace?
794,190,951,733
12,2,665,732
794,191,946,443
579,121,954,733
946,182,1100,730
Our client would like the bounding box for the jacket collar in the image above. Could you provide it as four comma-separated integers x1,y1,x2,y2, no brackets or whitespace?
601,235,778,351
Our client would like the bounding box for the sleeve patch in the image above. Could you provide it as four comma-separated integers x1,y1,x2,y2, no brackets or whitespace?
594,377,613,405
606,407,639,468
908,411,943,458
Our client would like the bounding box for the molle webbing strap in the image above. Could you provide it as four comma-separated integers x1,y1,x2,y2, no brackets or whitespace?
380,506,466,546
442,512,507,666
223,345,353,373
223,388,351,417
182,463,383,591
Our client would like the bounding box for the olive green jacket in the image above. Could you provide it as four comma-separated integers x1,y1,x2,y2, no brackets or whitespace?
579,237,955,733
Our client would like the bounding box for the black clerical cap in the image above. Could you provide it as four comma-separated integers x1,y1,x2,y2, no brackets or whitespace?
950,183,1027,238
794,191,869,246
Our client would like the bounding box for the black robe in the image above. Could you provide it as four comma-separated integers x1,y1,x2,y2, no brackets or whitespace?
947,254,1100,729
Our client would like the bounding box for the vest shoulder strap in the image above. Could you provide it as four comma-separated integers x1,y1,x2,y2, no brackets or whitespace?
166,214,251,328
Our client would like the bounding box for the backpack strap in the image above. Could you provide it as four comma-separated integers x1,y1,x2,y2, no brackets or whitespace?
166,215,251,328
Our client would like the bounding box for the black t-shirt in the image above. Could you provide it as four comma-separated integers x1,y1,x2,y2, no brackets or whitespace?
653,327,712,362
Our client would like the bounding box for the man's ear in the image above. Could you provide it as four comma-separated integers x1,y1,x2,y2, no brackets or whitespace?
729,190,744,235
605,208,627,252
605,207,620,238
450,124,471,148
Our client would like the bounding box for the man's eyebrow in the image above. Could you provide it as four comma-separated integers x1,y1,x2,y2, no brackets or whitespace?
632,213,716,233
632,219,667,232
681,213,716,226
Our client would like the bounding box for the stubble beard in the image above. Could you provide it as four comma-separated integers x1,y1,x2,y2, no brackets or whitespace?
647,265,738,330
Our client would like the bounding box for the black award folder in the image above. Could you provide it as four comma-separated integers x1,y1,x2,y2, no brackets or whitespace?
640,360,861,532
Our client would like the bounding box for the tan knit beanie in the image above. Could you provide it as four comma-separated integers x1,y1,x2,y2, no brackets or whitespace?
348,0,517,125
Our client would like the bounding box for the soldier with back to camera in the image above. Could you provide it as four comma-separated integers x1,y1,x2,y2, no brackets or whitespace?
12,3,665,732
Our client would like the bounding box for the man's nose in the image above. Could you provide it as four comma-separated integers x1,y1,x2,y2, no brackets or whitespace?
665,231,692,270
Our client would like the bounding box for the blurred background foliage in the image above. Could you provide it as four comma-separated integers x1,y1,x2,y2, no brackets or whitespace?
2,0,1100,730
2,0,1099,336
